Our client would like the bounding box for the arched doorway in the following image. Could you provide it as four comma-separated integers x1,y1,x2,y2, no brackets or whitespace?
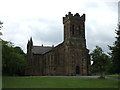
76,66,80,75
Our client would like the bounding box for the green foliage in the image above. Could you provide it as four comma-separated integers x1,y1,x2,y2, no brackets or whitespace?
90,46,109,78
109,24,120,74
2,40,26,76
2,76,118,88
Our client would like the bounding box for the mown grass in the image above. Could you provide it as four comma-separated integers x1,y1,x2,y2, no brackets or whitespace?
2,76,119,88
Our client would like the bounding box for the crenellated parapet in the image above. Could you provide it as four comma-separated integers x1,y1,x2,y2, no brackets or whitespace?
63,12,85,24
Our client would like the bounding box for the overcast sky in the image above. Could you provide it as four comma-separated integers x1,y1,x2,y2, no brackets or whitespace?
0,0,119,53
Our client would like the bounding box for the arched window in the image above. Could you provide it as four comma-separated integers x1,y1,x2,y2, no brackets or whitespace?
70,24,74,35
78,25,81,34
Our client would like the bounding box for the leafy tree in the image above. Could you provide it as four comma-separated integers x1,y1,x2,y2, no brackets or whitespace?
2,40,26,76
109,24,120,74
90,46,109,78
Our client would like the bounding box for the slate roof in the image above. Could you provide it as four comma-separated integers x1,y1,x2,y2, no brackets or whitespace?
32,46,53,54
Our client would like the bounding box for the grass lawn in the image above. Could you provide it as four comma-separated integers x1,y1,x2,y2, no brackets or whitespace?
2,76,119,88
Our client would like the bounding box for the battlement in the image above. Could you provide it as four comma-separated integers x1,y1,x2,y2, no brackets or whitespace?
63,12,85,24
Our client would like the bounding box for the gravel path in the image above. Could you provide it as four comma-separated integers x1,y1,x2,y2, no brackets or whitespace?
105,77,120,80
39,76,120,80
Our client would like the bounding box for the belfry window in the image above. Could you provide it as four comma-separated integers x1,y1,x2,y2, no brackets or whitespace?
78,25,81,34
70,24,74,35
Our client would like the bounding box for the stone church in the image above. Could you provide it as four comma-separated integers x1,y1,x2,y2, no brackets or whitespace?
25,12,91,76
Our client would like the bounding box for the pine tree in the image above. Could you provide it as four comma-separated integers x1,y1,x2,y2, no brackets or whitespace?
109,23,120,74
0,21,3,37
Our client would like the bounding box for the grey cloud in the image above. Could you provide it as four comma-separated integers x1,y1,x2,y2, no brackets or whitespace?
86,20,116,53
85,2,100,8
28,20,63,46
1,0,118,54
118,1,120,22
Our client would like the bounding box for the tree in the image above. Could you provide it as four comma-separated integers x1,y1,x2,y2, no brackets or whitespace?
109,23,120,74
0,21,3,35
0,21,3,30
2,40,26,76
0,21,2,78
90,46,109,78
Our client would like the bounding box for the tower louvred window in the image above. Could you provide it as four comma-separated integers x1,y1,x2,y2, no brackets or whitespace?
78,25,81,34
70,24,74,35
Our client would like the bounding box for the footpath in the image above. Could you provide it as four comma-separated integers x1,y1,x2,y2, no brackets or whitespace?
41,75,120,80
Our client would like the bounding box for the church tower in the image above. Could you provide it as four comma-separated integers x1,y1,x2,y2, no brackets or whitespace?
63,12,90,75
63,12,86,48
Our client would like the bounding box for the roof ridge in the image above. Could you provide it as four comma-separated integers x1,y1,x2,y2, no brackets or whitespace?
33,45,52,48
